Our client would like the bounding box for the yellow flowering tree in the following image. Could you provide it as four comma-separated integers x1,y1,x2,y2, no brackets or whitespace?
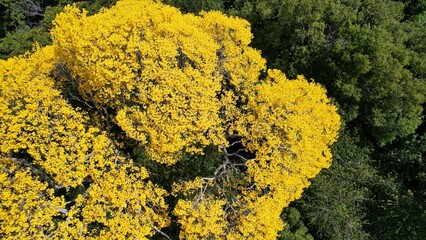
0,46,169,239
0,0,340,239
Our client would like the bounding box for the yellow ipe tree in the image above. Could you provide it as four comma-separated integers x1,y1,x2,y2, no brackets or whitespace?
0,0,340,239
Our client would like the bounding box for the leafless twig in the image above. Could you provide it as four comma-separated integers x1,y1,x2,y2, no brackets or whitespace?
14,0,44,17
8,157,64,191
152,226,173,240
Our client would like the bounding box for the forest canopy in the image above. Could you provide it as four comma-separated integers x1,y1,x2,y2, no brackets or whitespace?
0,0,340,239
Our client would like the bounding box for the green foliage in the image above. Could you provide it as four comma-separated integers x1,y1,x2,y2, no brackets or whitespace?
399,0,426,23
0,0,117,59
132,144,224,191
222,2,426,235
162,0,225,13
0,0,26,38
227,0,426,146
366,175,426,240
378,134,426,189
279,207,314,240
75,0,117,15
42,5,66,29
0,2,64,59
296,131,375,240
0,27,51,58
366,133,426,240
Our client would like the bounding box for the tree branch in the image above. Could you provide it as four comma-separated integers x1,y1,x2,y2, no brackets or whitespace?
14,0,44,18
152,226,173,240
8,157,64,191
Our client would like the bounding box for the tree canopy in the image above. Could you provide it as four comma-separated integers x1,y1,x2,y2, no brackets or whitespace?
0,0,340,239
229,0,426,146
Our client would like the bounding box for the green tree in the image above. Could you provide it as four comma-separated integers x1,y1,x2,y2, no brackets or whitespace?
295,131,376,240
366,133,426,240
0,0,26,38
399,0,426,23
228,0,426,146
279,207,314,240
0,0,118,59
162,0,225,13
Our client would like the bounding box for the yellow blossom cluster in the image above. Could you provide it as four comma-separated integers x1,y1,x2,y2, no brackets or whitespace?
0,46,92,188
231,70,340,237
0,0,340,239
0,158,64,239
54,160,169,239
172,70,340,238
0,44,168,238
174,198,227,239
237,69,340,187
50,0,266,164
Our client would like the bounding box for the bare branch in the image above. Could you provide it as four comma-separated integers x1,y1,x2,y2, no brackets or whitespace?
68,92,95,109
97,106,123,164
227,152,250,162
224,134,240,139
152,226,173,240
8,157,64,191
14,0,44,18
201,177,214,181
214,162,227,177
228,140,242,147
58,208,68,214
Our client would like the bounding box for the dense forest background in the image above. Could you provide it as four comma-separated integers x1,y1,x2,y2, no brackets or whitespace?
1,0,425,239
